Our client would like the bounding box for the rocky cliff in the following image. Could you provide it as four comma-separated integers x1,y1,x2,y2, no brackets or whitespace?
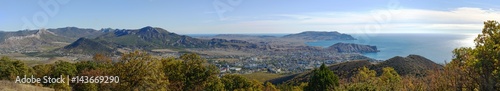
327,43,379,53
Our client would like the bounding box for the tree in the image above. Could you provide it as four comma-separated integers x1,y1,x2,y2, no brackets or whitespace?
379,67,401,91
305,63,339,91
73,69,106,91
0,57,32,80
451,20,500,90
353,66,377,83
49,61,77,90
263,82,279,91
112,51,169,90
75,61,99,74
52,61,77,77
32,64,54,86
345,66,378,91
93,53,112,63
162,53,220,90
205,75,225,91
161,57,185,90
221,74,255,90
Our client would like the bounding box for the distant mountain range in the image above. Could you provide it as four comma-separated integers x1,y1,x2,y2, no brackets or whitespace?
56,26,259,55
282,31,356,40
0,27,260,54
270,55,442,85
0,27,376,55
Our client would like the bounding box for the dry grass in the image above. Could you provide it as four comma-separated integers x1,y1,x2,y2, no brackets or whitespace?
0,80,54,91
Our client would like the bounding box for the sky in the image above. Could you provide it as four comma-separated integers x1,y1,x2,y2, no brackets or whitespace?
1,0,500,34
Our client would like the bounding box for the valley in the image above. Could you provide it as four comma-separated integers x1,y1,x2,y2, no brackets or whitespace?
0,26,381,74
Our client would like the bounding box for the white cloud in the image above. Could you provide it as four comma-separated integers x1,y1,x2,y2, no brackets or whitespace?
176,7,500,34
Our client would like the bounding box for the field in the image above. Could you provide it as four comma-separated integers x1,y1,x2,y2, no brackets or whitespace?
0,80,54,91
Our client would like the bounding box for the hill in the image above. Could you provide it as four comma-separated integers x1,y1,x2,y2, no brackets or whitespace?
282,31,356,40
0,29,72,52
61,38,117,55
270,54,442,85
327,43,379,53
373,54,442,76
0,27,106,53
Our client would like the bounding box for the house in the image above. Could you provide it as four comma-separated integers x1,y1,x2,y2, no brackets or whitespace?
229,67,242,71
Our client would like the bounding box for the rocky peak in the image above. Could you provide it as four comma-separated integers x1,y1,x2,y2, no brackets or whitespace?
139,26,158,33
35,28,57,36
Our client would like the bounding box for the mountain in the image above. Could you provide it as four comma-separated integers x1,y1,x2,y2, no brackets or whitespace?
270,55,442,85
58,26,259,55
46,27,105,40
327,43,379,53
0,27,105,53
282,31,356,40
92,26,206,49
0,29,70,52
61,38,116,55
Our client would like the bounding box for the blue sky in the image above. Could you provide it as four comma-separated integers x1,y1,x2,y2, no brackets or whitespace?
1,0,500,34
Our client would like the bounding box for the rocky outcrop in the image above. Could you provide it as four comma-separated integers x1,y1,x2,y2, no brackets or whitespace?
327,43,379,53
282,31,356,40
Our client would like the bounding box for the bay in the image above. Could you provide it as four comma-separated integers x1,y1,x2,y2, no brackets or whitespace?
306,33,477,64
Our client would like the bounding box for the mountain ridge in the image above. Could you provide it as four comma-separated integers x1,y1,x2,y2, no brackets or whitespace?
58,26,261,55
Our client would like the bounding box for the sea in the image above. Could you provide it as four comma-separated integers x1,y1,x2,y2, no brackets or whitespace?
306,33,477,64
187,33,477,64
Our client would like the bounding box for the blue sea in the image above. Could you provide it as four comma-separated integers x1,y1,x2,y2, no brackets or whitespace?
187,33,477,64
306,33,477,64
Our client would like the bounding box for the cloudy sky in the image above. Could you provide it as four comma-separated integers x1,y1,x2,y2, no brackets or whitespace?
1,0,500,34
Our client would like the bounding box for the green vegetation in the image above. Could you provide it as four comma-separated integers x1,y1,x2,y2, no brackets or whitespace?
305,63,339,91
447,20,500,90
241,72,285,82
162,53,220,90
0,57,32,80
113,51,168,90
0,51,275,90
1,20,500,90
